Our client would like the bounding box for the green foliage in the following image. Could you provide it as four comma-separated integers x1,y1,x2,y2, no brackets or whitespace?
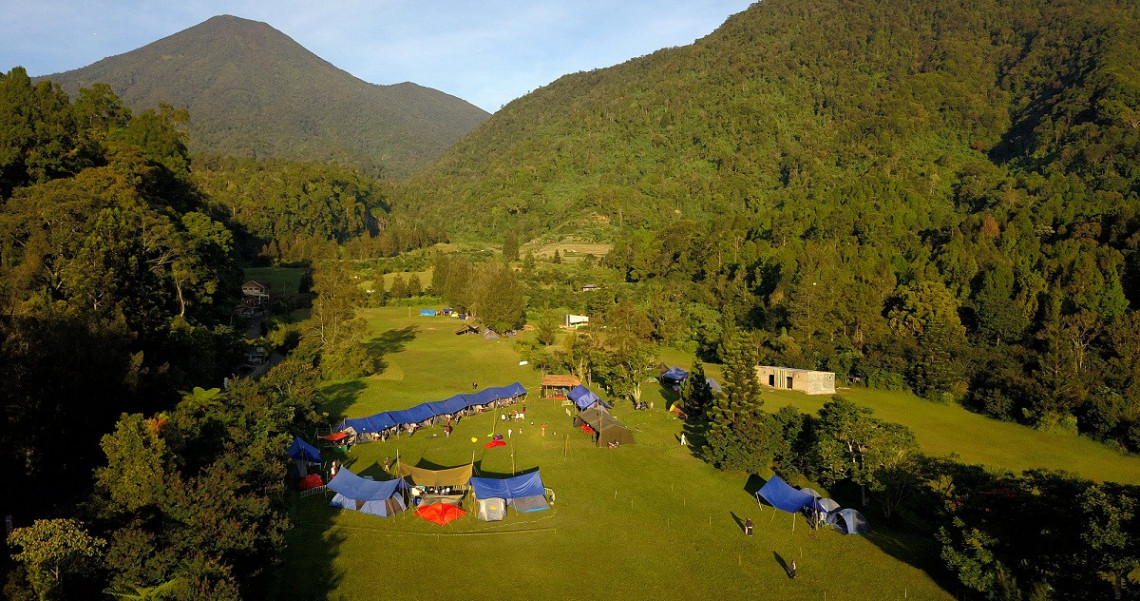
1081,484,1140,599
704,328,773,472
680,358,714,419
302,261,373,378
8,519,106,601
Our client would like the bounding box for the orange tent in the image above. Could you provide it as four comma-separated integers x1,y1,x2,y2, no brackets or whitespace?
416,503,466,525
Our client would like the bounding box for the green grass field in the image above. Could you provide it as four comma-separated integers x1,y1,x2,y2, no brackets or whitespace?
281,308,957,600
243,266,307,302
280,306,1139,600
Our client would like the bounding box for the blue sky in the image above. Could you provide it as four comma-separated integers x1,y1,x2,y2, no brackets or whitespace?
1,0,754,112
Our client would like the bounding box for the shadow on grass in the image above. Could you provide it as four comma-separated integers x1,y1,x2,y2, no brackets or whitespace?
272,487,347,600
772,551,792,577
365,325,419,373
681,419,709,458
321,380,367,424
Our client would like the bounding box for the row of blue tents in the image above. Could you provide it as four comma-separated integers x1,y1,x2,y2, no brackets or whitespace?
338,383,528,434
756,474,870,535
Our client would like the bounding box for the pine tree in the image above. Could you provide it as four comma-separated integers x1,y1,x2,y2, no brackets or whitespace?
704,328,773,472
389,273,409,299
503,231,520,262
407,273,423,297
682,358,714,419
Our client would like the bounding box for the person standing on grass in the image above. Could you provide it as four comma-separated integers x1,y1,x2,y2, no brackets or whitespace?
680,432,688,446
745,518,753,536
789,560,797,579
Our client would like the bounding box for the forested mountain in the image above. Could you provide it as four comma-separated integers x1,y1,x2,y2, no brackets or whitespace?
401,0,1138,237
403,0,1140,449
36,15,490,177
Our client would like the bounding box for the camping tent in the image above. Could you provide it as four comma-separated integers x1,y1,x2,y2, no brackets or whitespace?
327,468,407,518
416,503,466,525
567,385,611,411
831,508,871,534
756,474,815,513
337,383,530,433
660,366,689,387
574,407,635,447
288,437,322,463
476,498,506,521
470,471,549,511
706,377,723,393
798,488,840,522
288,437,322,476
420,309,437,317
392,462,473,488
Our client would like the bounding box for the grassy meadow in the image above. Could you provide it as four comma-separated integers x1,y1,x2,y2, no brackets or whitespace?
281,305,1139,600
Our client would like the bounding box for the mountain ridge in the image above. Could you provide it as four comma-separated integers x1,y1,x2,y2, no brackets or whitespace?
39,15,490,177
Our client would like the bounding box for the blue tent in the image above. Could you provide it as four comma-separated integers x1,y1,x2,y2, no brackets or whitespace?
388,403,435,425
340,412,397,433
420,309,437,317
470,471,546,501
567,385,610,410
831,508,871,534
427,395,469,415
327,468,407,517
756,474,815,513
288,437,322,463
336,383,530,433
463,388,499,407
490,382,528,399
706,377,723,393
661,366,689,386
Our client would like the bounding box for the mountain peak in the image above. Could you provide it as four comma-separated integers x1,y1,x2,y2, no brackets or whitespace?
40,15,489,176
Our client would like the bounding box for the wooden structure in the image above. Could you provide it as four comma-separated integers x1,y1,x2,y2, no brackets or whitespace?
541,374,580,399
755,366,836,395
241,280,270,307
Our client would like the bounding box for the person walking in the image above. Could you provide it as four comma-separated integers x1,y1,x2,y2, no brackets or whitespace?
745,518,753,536
680,432,688,446
789,560,797,579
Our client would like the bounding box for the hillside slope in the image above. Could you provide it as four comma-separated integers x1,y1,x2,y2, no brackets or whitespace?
41,15,490,177
398,0,1139,238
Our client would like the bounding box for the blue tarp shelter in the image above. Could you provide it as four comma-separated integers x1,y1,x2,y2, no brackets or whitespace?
756,474,815,513
470,471,546,501
831,508,871,534
567,385,611,410
388,404,435,425
288,437,322,463
340,412,397,433
327,468,407,517
420,309,437,316
337,383,530,431
706,378,722,393
661,366,689,386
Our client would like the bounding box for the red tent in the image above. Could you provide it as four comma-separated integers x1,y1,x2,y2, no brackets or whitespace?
298,473,324,491
416,503,466,525
318,432,349,442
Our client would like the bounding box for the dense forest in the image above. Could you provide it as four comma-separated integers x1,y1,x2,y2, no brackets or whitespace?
2,0,1140,598
398,0,1140,451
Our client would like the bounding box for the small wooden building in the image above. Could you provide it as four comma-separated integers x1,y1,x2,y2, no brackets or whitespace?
756,366,836,395
542,374,581,399
241,280,270,307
